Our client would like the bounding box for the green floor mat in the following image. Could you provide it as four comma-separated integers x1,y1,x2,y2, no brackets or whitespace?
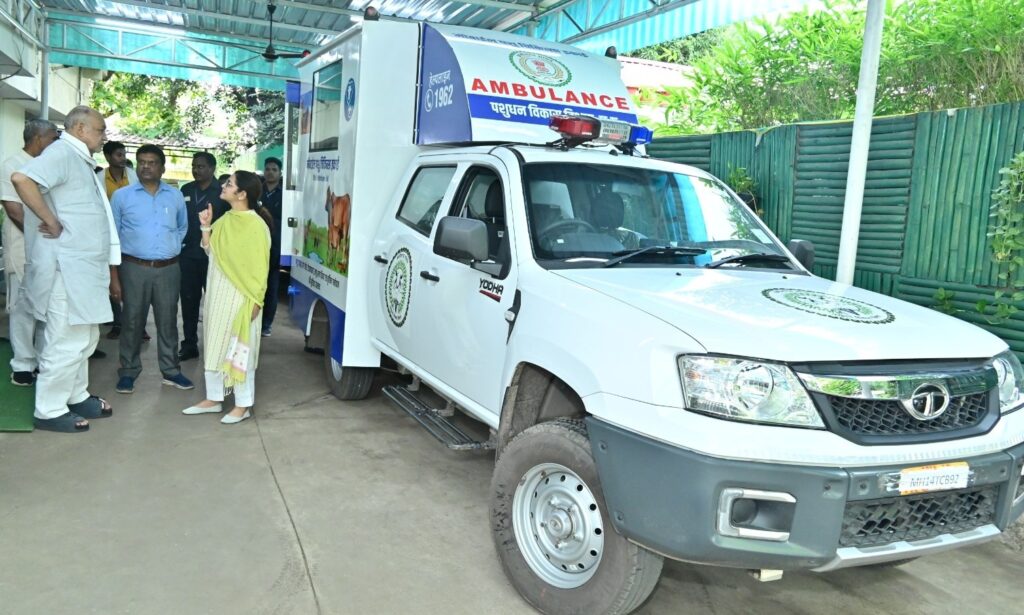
0,339,34,431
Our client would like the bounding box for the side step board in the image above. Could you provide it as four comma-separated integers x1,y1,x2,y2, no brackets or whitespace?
382,385,494,451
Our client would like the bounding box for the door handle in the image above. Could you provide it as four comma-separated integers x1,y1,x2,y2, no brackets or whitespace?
373,254,388,264
420,271,440,282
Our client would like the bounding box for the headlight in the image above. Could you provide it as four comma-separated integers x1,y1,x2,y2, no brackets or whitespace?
993,350,1024,413
679,356,824,428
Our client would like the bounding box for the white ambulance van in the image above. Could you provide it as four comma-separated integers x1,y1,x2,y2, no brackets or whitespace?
287,17,1024,615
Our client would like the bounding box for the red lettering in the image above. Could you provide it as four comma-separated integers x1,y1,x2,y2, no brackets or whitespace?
599,94,613,108
529,85,547,99
564,90,580,104
471,78,487,92
548,88,563,102
581,92,598,107
489,80,510,96
615,96,629,110
512,83,528,97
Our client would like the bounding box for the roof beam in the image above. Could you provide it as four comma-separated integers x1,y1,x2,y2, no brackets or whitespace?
95,0,338,36
274,0,534,17
46,9,303,50
561,0,699,44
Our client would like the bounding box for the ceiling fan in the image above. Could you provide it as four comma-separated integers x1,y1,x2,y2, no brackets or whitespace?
262,1,308,61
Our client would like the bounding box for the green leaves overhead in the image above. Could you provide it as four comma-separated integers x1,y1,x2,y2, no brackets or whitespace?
90,73,285,165
637,0,1024,135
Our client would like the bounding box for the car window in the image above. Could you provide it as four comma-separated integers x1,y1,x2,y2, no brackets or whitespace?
396,166,457,236
309,61,343,152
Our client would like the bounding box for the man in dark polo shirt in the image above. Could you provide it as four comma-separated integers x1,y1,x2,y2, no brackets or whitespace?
177,151,228,361
260,156,284,337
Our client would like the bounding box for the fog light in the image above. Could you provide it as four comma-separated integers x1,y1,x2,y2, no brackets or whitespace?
718,488,797,542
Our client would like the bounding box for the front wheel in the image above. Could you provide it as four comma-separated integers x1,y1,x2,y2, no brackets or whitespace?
322,314,374,400
491,419,663,615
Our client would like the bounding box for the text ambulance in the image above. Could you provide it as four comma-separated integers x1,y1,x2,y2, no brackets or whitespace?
287,17,1024,615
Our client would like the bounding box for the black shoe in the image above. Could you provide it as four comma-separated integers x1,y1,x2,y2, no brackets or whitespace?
90,349,107,359
178,347,200,361
106,327,121,340
11,371,36,386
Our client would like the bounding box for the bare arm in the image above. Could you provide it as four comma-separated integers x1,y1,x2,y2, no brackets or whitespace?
11,172,62,238
109,265,121,301
1,200,24,232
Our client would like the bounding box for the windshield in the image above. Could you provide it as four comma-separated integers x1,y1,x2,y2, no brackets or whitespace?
522,162,791,269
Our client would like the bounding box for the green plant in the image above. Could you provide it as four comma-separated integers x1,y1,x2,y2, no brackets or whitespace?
726,166,757,194
933,287,961,315
654,0,1024,134
981,150,1024,323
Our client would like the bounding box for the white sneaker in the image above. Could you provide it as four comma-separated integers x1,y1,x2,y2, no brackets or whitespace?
182,403,222,415
220,410,251,424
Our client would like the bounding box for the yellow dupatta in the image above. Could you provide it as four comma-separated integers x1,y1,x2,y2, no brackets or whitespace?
211,210,270,385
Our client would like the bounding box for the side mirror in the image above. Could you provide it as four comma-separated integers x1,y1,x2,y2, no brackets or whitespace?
787,239,815,270
434,216,488,263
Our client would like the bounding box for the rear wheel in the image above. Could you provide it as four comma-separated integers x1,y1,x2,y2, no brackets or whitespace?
321,312,374,400
491,419,663,615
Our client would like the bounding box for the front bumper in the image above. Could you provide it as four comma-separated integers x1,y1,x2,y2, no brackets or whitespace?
586,417,1024,571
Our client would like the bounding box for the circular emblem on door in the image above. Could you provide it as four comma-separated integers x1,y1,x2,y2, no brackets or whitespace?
762,288,895,324
901,382,951,421
509,51,572,87
384,248,412,327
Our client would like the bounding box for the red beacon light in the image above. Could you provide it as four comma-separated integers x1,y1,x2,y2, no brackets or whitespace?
548,115,652,154
549,116,600,139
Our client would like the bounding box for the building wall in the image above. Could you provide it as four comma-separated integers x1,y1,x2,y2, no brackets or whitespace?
0,13,97,165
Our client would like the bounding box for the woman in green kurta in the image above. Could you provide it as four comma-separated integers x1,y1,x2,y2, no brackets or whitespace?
181,171,272,424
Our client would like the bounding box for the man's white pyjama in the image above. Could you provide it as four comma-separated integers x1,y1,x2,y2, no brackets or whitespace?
35,271,99,420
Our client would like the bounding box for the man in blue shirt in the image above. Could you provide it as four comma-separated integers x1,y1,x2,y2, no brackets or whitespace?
110,144,193,393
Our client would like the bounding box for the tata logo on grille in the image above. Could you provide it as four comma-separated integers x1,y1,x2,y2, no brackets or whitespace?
509,52,572,87
901,383,951,421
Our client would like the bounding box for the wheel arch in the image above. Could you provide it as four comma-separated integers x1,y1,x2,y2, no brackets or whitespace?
496,362,588,457
307,298,330,351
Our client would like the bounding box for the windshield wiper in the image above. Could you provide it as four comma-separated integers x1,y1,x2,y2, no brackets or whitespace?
705,252,792,269
602,245,707,268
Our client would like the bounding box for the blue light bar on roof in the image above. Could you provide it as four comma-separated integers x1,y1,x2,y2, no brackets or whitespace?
629,125,653,145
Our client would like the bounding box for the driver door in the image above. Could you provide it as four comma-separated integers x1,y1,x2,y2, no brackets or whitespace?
417,159,519,415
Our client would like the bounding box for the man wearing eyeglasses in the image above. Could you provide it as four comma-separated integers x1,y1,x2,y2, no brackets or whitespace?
11,106,122,433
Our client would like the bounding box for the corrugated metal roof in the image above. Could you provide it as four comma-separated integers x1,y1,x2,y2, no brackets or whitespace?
38,0,817,89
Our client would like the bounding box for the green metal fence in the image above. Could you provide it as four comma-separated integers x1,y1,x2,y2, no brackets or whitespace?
647,101,1024,356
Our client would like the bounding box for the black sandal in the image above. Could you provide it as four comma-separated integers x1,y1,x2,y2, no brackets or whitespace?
34,412,90,433
68,396,113,419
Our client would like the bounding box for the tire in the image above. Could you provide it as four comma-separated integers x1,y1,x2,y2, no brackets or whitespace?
491,419,663,615
322,314,374,401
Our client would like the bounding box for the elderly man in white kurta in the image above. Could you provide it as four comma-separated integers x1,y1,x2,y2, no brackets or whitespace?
0,120,59,386
11,106,122,433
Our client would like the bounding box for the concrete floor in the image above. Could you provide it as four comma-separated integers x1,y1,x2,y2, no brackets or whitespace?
1,312,1023,615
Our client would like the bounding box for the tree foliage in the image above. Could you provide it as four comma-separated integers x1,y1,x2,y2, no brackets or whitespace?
91,74,209,140
649,0,1024,135
90,73,285,165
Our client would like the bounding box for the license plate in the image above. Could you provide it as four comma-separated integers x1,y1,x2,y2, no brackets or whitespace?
898,462,970,495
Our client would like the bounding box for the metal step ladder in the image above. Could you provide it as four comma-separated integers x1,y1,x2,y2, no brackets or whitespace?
382,385,494,451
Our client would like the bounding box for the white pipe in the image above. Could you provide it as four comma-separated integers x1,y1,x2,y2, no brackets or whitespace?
39,22,49,121
835,0,885,285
